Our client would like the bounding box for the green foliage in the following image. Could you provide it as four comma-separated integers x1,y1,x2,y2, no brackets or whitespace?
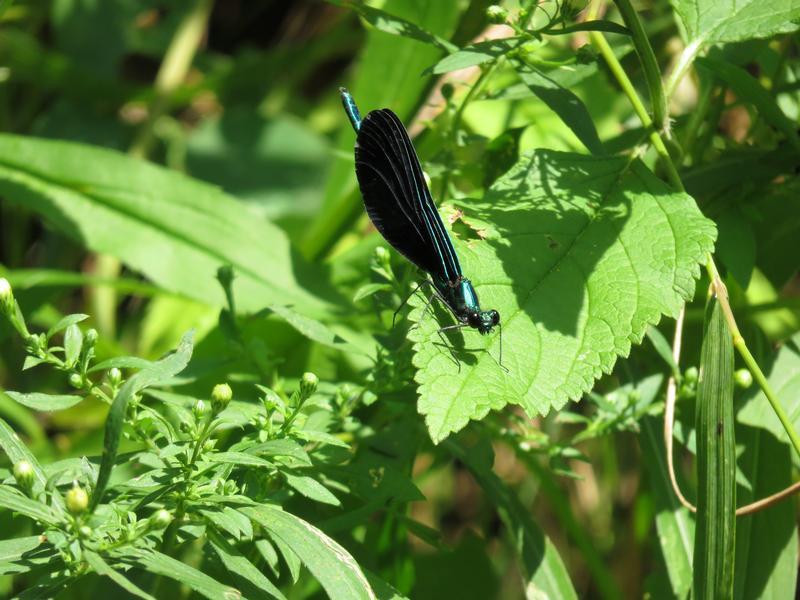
0,0,799,598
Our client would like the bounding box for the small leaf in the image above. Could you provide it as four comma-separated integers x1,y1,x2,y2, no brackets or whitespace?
244,504,375,599
284,473,341,506
22,356,47,370
46,313,88,341
512,60,603,155
646,327,680,379
545,20,631,35
0,485,59,525
92,331,194,510
63,324,83,368
4,392,84,412
693,298,736,599
353,283,392,303
431,37,522,74
342,3,457,53
207,451,274,469
89,356,154,373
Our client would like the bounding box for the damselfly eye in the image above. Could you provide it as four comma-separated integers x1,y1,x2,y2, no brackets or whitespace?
467,312,481,328
490,310,500,326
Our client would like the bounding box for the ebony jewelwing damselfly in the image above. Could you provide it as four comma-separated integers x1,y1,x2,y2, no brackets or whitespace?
340,88,503,366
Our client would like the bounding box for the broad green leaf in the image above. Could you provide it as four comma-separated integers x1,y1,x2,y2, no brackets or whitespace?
640,417,694,598
92,331,193,510
734,426,798,600
45,313,88,340
512,60,603,155
0,535,44,564
0,485,59,525
0,133,331,317
244,504,376,600
207,528,286,600
448,439,577,599
693,299,736,599
697,56,800,153
284,472,341,506
120,548,239,600
83,550,155,600
4,391,84,412
670,0,800,45
411,151,716,442
431,37,522,74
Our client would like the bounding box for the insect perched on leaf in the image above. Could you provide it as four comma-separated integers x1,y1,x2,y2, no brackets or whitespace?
340,88,503,367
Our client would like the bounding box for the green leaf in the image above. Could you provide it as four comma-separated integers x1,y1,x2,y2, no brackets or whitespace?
46,313,88,340
512,61,603,155
84,550,155,600
447,439,577,599
92,331,194,510
693,298,736,599
88,356,155,373
412,151,716,442
715,209,756,289
646,327,680,379
738,335,800,447
640,417,694,598
431,37,522,74
4,391,84,412
0,485,59,525
244,504,376,600
269,304,370,356
63,323,83,368
0,535,45,568
207,451,275,469
120,548,239,600
0,417,49,490
353,283,392,303
207,527,286,600
670,0,800,45
342,3,458,53
0,133,331,318
734,426,798,600
697,56,800,153
545,20,632,35
284,472,341,506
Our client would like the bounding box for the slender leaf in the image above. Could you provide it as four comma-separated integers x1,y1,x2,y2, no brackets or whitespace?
448,439,578,599
431,37,522,74
208,527,286,600
545,20,631,35
693,298,736,599
284,472,341,506
92,331,193,510
46,313,88,340
84,550,155,600
244,504,376,600
343,3,458,52
0,485,59,525
4,391,84,412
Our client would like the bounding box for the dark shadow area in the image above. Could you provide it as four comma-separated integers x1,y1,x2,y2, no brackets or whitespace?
473,149,634,337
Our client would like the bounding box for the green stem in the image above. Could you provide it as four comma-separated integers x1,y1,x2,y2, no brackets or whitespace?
590,0,800,462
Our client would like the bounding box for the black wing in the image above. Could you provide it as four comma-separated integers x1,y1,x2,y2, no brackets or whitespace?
355,109,462,283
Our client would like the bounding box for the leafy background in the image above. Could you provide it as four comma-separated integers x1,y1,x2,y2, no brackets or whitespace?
0,0,799,598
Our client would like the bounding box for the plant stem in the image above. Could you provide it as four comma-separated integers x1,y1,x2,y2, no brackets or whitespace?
589,0,800,461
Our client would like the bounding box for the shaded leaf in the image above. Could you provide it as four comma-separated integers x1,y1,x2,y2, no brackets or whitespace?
284,473,341,506
431,37,521,74
4,391,84,412
208,527,286,600
411,151,716,442
84,550,155,600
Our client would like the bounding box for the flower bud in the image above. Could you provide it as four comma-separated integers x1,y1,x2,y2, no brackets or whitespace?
66,484,89,515
68,373,84,389
85,328,98,346
486,4,508,24
150,509,172,529
193,399,209,420
734,369,753,389
683,366,699,384
0,278,12,315
108,367,122,386
79,525,93,538
13,460,34,493
211,383,232,413
299,372,319,399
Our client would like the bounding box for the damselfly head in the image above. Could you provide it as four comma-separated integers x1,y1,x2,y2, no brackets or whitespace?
468,309,500,334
